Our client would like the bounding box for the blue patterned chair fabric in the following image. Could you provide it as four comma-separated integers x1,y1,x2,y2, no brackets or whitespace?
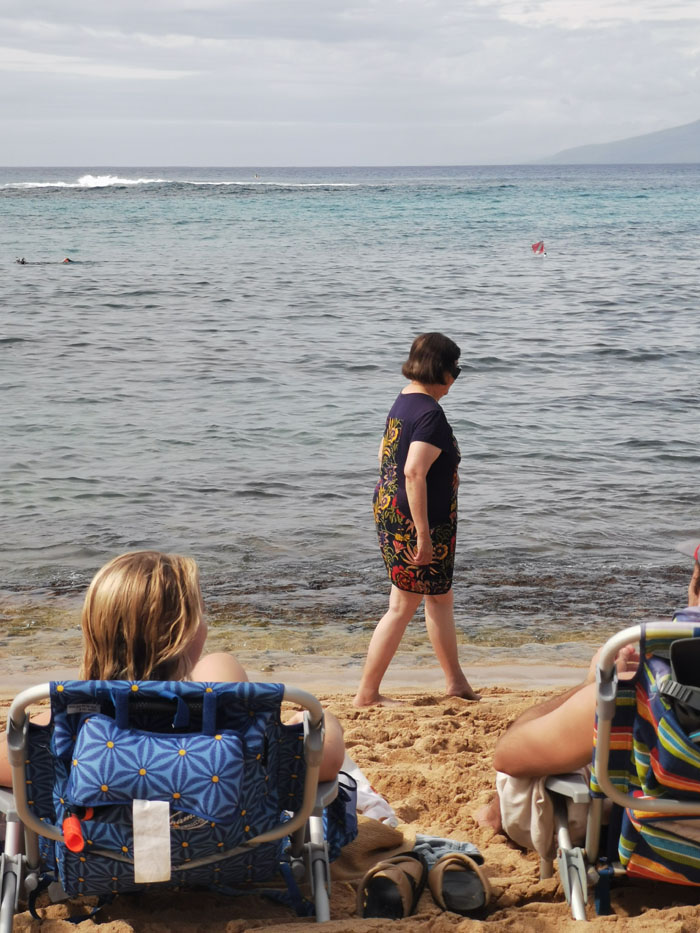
591,614,700,885
26,680,308,896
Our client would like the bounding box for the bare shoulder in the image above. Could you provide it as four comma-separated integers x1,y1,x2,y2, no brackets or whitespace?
190,653,248,683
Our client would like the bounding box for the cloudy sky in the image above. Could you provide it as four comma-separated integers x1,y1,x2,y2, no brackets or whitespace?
2,0,700,165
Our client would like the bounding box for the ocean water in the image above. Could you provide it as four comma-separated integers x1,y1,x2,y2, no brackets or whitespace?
2,164,699,670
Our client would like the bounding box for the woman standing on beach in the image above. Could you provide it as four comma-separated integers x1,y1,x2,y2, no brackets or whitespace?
353,333,479,707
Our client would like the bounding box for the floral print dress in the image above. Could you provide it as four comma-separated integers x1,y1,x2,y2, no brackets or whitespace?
373,391,460,595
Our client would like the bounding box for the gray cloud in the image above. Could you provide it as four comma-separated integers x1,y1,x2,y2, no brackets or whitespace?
2,1,699,164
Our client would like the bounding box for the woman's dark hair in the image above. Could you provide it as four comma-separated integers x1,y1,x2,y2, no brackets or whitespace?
401,332,461,385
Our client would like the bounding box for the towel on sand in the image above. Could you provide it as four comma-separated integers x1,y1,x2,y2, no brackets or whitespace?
331,816,417,881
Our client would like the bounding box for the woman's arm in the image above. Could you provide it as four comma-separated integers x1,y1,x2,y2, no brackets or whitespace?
492,645,639,778
0,730,10,788
492,682,597,778
318,711,345,782
285,709,345,782
0,708,52,789
403,440,442,565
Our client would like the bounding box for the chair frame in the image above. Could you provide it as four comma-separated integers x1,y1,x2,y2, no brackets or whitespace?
545,621,700,921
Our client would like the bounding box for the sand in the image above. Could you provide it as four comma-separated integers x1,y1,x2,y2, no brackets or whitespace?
5,674,700,932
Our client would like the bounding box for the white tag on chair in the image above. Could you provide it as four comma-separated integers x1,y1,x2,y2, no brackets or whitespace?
132,799,171,883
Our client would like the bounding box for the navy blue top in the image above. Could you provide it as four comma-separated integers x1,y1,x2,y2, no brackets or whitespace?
381,391,460,527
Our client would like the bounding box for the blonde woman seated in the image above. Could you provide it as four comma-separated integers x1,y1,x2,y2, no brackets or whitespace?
0,550,345,787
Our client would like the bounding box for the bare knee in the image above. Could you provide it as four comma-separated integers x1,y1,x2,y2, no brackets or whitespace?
424,592,454,624
388,587,423,620
425,589,453,607
384,605,416,629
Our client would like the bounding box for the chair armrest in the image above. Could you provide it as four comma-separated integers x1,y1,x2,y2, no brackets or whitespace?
545,773,590,805
313,779,338,814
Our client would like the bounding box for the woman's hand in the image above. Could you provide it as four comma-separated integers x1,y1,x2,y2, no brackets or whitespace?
407,534,433,566
585,643,639,685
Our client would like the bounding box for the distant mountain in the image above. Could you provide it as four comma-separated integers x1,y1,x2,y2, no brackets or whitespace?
542,118,700,164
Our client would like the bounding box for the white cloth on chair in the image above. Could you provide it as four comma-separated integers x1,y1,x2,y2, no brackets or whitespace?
496,768,590,859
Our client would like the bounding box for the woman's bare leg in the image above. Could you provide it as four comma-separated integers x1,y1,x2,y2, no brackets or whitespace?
424,590,480,700
353,586,423,707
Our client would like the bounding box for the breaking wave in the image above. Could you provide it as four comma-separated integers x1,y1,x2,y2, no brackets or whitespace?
1,174,360,190
3,175,168,189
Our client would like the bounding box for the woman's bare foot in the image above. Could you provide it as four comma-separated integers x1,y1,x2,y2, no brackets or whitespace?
352,693,404,708
447,687,481,701
446,679,481,701
475,795,502,832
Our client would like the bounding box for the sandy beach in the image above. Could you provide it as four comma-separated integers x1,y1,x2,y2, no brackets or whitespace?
5,666,700,932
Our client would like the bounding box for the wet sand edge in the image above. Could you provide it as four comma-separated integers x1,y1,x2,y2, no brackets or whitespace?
0,660,587,696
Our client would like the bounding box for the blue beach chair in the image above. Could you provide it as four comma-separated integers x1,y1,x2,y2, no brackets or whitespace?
545,612,700,921
0,679,356,930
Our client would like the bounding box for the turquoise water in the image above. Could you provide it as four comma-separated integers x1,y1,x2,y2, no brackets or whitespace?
1,164,699,652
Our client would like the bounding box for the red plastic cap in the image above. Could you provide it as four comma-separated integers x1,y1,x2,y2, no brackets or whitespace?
62,815,85,853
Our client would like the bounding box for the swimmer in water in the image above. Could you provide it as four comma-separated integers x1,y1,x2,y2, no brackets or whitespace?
15,258,26,264
63,258,73,263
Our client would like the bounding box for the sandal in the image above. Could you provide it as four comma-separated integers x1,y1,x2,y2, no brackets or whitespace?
357,851,429,919
428,852,491,918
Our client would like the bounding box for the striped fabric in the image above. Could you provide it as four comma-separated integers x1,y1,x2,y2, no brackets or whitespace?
591,618,700,885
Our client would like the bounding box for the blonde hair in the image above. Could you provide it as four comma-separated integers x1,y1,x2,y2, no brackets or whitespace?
80,551,203,681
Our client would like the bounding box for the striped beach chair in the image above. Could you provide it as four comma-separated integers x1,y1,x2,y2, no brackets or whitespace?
547,611,700,920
